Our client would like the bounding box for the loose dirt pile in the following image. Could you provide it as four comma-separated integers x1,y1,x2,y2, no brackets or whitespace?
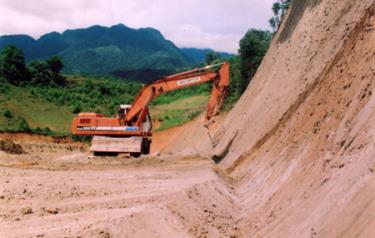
0,139,23,154
1,0,375,237
151,113,226,155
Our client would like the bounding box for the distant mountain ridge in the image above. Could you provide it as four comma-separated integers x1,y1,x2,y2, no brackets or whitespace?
181,48,235,64
0,24,234,77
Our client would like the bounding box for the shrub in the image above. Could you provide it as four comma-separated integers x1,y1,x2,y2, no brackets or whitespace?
42,127,51,135
3,109,12,118
33,127,52,135
0,81,9,94
71,103,81,114
18,118,31,132
29,60,51,84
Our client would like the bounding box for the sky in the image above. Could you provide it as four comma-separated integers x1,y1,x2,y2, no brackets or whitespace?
0,0,274,53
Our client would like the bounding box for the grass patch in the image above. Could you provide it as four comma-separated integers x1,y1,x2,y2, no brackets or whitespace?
150,94,209,131
0,85,73,133
155,109,199,131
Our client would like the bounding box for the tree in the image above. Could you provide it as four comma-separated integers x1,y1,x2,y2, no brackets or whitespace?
269,17,278,32
29,56,65,85
47,55,63,74
269,0,291,32
0,45,30,84
47,55,65,85
29,60,52,84
238,29,271,92
224,29,271,108
205,51,220,65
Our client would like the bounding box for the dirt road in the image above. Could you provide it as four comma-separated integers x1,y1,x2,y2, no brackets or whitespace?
0,135,240,238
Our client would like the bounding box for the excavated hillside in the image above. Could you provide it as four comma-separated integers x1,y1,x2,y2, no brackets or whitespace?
1,0,374,237
161,0,375,236
216,0,375,236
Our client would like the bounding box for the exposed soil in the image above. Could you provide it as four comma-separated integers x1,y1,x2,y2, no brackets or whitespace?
0,136,240,238
0,139,23,154
1,0,375,237
151,113,226,155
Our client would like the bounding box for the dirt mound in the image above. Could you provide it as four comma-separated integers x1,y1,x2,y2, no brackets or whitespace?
0,139,23,154
0,132,81,144
151,113,226,156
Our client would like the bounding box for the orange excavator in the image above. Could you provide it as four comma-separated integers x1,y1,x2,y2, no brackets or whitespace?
71,61,229,156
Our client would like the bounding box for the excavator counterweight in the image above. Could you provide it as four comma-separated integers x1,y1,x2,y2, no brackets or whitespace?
71,62,230,155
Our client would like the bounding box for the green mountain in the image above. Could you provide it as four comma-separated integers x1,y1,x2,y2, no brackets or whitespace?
180,48,235,64
0,24,235,80
0,24,190,74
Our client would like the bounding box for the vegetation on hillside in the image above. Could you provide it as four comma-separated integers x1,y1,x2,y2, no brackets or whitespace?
0,24,192,75
0,84,73,134
0,45,65,86
181,48,234,64
0,76,142,134
224,30,271,107
0,45,213,134
0,45,143,134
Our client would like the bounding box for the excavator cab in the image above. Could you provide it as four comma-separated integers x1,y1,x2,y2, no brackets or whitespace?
116,105,131,119
72,105,152,156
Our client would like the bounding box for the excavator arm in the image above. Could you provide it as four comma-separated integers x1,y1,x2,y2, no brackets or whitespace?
125,61,229,126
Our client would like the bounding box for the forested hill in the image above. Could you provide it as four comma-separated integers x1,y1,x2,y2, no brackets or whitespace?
0,24,232,76
181,48,235,64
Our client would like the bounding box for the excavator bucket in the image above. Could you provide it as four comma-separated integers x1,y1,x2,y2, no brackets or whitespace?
90,136,143,153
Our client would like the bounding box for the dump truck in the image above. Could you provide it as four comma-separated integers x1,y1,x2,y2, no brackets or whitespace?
71,61,229,156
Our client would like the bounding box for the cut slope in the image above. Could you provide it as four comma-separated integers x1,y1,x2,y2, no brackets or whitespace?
206,0,375,237
158,0,375,237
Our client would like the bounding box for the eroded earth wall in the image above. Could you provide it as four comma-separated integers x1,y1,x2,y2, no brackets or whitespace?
212,0,375,237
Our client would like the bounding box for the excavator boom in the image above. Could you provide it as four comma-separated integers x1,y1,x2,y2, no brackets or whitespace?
124,62,229,125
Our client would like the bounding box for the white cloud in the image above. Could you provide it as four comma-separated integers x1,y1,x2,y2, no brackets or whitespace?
169,24,240,53
0,0,274,53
